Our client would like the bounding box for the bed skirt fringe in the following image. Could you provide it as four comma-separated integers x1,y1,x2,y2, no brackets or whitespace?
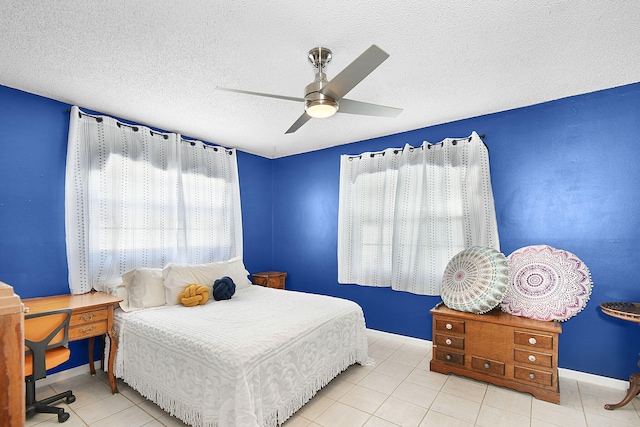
122,350,366,427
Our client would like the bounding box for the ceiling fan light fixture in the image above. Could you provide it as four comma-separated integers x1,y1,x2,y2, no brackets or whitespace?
305,98,339,118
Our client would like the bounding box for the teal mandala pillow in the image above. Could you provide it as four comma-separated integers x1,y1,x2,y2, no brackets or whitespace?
441,246,510,314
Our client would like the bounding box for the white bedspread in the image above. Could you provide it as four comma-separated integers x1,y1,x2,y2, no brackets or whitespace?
113,285,369,427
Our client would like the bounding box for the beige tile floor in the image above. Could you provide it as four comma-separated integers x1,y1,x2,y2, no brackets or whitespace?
26,331,640,427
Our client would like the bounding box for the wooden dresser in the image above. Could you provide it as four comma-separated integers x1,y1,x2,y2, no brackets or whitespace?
0,282,25,427
430,303,562,403
252,271,287,289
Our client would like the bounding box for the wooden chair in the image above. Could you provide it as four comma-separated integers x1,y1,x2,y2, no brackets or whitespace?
24,308,76,423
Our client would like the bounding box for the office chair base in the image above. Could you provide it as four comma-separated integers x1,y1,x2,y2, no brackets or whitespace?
26,388,75,423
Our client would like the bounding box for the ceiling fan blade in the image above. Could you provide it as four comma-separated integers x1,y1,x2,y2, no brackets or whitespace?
338,98,402,117
216,87,304,103
285,113,312,134
320,45,389,101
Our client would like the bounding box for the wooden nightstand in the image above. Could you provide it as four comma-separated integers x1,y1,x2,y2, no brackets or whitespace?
252,271,287,289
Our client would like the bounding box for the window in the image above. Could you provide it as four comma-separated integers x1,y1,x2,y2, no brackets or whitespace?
337,132,499,295
65,106,242,294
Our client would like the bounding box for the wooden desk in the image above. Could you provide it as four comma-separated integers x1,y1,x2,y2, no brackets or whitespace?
22,292,122,393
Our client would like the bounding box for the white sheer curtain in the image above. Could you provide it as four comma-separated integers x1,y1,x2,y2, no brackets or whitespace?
65,106,242,294
337,131,499,295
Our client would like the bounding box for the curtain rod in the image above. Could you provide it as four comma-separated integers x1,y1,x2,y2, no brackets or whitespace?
348,134,487,160
67,108,233,154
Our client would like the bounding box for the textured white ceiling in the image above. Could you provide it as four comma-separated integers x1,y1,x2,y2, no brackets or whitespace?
1,1,639,158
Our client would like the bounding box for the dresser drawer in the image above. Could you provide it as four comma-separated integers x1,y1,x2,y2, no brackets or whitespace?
514,365,553,387
434,318,465,334
434,348,465,365
471,356,505,376
514,348,552,368
514,331,554,350
435,333,465,350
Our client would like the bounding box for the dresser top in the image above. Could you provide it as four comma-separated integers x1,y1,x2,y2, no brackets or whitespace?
431,302,562,333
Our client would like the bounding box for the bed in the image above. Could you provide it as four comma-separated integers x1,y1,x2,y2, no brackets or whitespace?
109,283,369,427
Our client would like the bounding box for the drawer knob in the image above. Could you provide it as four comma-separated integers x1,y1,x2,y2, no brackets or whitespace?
528,355,537,362
529,373,536,380
445,338,452,345
445,323,453,330
446,354,452,361
484,363,491,369
528,337,537,345
79,325,96,334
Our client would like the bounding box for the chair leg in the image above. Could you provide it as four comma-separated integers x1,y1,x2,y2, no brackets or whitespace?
25,376,75,423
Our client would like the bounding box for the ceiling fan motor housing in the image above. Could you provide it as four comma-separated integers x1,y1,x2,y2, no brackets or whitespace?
304,74,339,117
305,49,339,116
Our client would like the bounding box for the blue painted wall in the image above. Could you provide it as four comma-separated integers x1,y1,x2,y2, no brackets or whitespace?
0,85,274,371
272,82,640,381
1,82,639,381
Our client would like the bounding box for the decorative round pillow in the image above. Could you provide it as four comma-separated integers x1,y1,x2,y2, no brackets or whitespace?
441,246,510,314
213,276,236,301
178,284,209,307
500,245,592,321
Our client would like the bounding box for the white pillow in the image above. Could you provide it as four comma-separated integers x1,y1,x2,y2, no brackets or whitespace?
220,257,252,290
162,257,252,305
163,262,219,305
93,277,130,311
122,268,165,311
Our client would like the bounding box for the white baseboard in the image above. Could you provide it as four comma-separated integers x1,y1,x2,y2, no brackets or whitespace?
38,360,102,387
366,328,629,391
558,368,629,391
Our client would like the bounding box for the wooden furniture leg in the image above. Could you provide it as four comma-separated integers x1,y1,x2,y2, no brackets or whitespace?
107,327,119,393
605,372,640,410
88,337,96,375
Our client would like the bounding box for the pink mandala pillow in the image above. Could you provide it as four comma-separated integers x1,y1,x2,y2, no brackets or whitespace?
500,245,592,322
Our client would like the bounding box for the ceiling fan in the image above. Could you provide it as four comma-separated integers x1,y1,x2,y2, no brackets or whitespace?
217,45,403,134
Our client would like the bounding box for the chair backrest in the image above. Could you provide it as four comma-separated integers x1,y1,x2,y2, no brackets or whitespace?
24,309,72,381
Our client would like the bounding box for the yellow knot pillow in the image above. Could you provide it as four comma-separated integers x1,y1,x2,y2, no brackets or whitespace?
178,284,209,307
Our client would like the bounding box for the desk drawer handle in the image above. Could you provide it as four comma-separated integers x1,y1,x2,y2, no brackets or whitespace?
484,363,491,369
79,326,96,334
528,337,537,345
445,338,452,345
445,323,453,330
80,313,96,321
528,355,537,362
529,373,536,380
446,354,452,361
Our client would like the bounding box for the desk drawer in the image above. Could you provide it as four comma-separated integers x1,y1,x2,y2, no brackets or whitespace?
71,309,108,325
69,307,108,340
70,321,107,340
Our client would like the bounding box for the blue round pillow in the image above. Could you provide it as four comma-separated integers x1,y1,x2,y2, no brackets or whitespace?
213,276,236,301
